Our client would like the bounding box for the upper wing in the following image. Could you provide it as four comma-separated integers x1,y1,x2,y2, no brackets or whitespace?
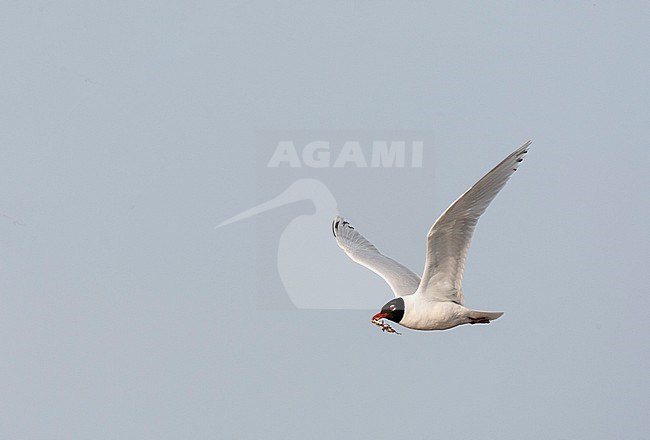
332,216,421,297
417,141,531,303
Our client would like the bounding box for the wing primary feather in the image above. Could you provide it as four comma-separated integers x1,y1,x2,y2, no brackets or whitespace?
418,141,530,303
332,216,421,297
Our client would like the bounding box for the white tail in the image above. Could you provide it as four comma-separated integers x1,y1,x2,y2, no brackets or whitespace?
467,310,504,323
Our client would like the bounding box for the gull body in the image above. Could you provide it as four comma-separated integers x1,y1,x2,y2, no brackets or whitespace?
332,142,530,332
398,295,503,331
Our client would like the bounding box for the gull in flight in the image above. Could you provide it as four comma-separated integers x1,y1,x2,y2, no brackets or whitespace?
332,141,530,333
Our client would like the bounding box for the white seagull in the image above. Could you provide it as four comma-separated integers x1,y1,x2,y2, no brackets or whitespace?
332,141,531,333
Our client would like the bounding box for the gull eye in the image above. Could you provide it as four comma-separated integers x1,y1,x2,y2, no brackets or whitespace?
389,304,396,311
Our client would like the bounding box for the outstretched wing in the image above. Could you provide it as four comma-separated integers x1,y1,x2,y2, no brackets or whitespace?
332,216,420,297
418,141,531,303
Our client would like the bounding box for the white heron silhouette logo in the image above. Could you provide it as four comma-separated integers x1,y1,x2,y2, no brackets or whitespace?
216,178,390,309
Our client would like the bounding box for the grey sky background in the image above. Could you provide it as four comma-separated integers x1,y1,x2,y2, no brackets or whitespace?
1,2,649,439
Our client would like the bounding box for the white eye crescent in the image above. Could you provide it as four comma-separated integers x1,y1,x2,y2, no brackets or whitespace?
389,304,396,311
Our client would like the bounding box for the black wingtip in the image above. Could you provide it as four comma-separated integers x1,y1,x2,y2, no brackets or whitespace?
332,216,354,237
332,217,339,237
